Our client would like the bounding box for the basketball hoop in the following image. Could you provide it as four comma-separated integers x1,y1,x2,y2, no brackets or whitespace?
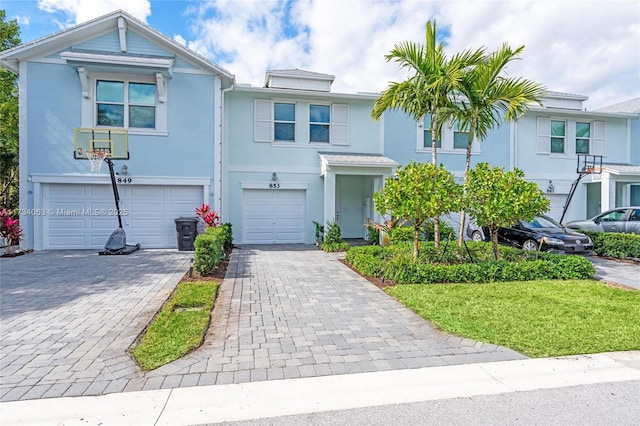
87,150,107,172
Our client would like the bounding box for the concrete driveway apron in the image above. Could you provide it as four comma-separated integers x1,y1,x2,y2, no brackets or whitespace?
1,245,525,402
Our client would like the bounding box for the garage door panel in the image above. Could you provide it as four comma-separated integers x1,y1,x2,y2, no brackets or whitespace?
48,235,87,247
89,185,115,198
129,202,166,213
48,218,86,230
48,184,86,197
44,184,203,249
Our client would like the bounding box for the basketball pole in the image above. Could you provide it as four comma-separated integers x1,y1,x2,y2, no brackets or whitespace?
98,157,139,255
105,158,123,229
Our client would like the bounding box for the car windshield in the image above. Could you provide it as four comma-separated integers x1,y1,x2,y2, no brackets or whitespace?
520,216,562,230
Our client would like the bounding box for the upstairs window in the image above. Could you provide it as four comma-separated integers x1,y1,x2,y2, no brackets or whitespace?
423,114,441,148
575,122,590,154
274,102,296,142
453,121,469,149
96,80,156,129
550,120,566,154
310,105,330,143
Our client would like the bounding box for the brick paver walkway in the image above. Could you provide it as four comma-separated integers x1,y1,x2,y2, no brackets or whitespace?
0,245,525,402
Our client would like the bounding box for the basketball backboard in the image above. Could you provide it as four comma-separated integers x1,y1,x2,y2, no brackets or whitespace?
576,154,603,175
74,128,129,160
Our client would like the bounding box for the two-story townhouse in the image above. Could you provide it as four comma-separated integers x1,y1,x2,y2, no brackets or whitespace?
0,10,234,250
515,93,640,221
223,70,397,244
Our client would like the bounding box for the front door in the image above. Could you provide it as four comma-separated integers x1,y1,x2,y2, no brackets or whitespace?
336,175,370,238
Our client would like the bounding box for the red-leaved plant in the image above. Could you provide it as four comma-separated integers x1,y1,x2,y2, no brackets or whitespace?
195,203,220,228
0,209,23,245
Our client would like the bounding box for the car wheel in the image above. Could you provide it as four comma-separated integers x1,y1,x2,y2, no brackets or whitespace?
472,231,483,242
522,239,538,251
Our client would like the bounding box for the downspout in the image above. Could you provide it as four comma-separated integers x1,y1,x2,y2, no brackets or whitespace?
217,82,234,221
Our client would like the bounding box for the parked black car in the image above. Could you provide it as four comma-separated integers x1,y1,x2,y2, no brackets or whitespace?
466,215,593,254
564,206,640,235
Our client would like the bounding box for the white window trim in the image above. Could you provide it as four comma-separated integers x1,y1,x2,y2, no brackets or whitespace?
80,70,168,135
549,119,567,156
415,118,479,154
273,100,298,143
308,102,331,145
575,121,591,155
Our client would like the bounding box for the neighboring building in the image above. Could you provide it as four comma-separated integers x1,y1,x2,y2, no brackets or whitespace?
0,10,233,250
2,10,638,250
383,92,640,226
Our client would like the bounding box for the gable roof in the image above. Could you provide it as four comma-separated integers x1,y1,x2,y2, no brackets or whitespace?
0,9,234,87
595,97,640,114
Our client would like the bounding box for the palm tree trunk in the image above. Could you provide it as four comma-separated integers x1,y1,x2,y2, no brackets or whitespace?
430,108,440,247
458,124,476,246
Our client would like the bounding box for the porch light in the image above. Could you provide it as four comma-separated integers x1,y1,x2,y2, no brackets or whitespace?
271,172,278,182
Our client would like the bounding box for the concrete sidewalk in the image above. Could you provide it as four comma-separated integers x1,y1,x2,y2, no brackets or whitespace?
589,256,640,290
1,351,639,425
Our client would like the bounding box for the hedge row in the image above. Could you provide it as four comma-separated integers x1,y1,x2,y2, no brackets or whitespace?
345,243,595,284
194,223,233,275
581,231,640,260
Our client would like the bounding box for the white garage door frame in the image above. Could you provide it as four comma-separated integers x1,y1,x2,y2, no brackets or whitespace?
31,175,211,250
241,181,308,244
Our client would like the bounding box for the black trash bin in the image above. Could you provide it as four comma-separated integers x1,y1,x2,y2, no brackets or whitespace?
174,217,199,251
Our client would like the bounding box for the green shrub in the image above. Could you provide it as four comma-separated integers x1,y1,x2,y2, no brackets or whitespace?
219,222,233,250
582,231,640,259
386,220,456,245
320,241,351,252
319,221,350,252
346,242,595,284
324,220,343,244
194,226,230,275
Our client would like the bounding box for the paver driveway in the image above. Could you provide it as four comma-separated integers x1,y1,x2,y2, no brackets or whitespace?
0,245,525,402
0,249,192,401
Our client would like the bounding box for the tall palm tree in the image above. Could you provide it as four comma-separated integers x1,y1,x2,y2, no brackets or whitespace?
372,20,484,245
454,43,546,245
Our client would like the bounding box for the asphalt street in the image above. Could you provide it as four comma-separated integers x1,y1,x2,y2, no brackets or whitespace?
221,380,640,426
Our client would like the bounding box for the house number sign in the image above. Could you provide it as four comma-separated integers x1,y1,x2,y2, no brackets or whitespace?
268,183,280,189
117,177,133,184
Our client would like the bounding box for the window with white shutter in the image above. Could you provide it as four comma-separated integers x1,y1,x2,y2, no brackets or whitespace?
331,104,349,145
254,99,273,142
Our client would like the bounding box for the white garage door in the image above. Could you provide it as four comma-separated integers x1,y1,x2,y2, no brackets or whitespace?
546,194,568,222
243,189,305,244
43,183,203,249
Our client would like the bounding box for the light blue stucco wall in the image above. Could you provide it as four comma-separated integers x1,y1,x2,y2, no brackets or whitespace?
25,62,217,178
382,110,510,173
630,117,640,166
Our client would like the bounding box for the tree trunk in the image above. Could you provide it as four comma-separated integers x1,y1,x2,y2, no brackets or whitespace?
413,226,421,261
457,122,476,247
430,108,440,248
490,227,500,261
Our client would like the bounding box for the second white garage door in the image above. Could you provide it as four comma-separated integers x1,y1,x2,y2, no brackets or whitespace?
243,189,305,244
44,183,203,249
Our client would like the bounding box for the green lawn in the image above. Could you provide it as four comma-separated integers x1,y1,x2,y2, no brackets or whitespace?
387,279,640,357
130,281,218,371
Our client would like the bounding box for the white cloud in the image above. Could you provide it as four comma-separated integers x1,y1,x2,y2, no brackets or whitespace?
184,0,639,109
37,0,151,25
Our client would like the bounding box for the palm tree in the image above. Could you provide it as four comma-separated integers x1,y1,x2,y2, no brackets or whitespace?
372,20,484,245
454,43,545,245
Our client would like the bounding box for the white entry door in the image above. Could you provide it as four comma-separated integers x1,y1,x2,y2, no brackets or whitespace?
243,189,305,243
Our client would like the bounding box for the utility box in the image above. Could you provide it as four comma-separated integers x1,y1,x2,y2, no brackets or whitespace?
174,217,199,251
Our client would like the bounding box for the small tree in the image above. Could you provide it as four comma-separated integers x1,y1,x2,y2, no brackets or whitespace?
374,162,461,260
464,163,550,260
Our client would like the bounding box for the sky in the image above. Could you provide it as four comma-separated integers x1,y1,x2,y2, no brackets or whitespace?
2,0,639,110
